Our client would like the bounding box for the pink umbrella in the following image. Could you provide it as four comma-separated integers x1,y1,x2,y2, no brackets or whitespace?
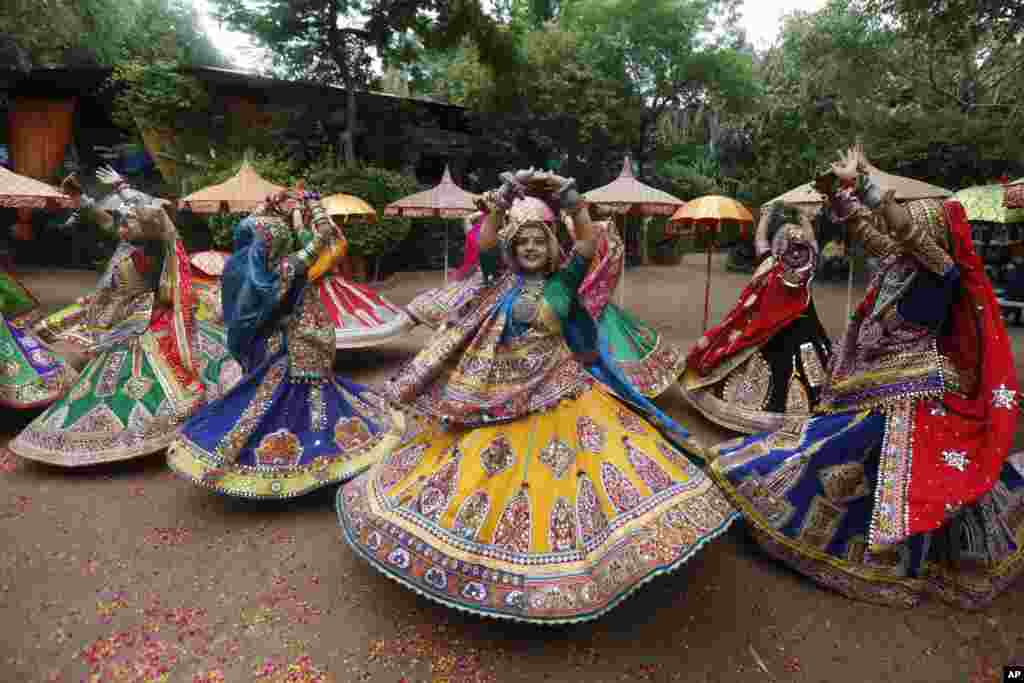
583,157,686,305
0,166,77,209
0,166,77,241
384,165,481,283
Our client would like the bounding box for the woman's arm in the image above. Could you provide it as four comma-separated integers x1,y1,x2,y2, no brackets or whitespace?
463,211,483,235
60,174,116,233
286,193,337,276
559,178,595,260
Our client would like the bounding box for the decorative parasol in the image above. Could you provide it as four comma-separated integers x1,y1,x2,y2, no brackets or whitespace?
178,161,285,213
669,195,754,331
583,156,686,305
323,193,377,222
764,161,951,209
1005,178,1024,210
955,185,1024,224
0,166,77,241
384,165,480,283
313,193,379,281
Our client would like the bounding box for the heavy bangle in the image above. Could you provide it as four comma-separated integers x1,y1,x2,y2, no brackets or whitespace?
856,176,882,210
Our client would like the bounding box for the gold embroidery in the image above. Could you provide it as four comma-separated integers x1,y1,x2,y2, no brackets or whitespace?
800,342,825,387
785,367,811,413
798,495,844,550
722,353,771,410
819,462,868,502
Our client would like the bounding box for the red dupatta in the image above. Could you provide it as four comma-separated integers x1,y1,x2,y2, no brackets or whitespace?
904,199,1019,536
686,259,811,375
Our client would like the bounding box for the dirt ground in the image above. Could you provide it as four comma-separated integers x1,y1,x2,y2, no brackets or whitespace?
2,256,1022,683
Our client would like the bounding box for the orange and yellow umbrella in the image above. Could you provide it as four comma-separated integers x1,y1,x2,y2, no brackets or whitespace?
668,195,753,231
323,192,377,222
310,193,376,282
669,195,755,331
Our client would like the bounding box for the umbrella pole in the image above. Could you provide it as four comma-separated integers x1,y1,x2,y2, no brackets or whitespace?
444,224,449,285
619,214,626,307
703,222,716,332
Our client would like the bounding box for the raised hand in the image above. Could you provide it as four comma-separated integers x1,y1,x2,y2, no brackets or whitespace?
830,147,860,184
61,173,82,198
96,165,126,189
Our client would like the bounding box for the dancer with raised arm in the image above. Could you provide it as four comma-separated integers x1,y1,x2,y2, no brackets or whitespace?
166,187,405,498
709,146,1023,608
9,168,230,466
337,169,736,624
680,202,832,433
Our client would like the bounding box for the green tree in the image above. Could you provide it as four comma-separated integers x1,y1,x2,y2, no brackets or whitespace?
212,0,523,167
437,25,638,187
746,0,1024,194
562,0,759,171
0,0,225,68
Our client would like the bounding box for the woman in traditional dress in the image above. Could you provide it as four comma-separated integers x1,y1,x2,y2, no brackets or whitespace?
9,169,230,466
0,268,77,409
406,209,685,398
191,219,414,350
709,146,1023,608
32,172,240,398
166,188,405,499
680,203,832,433
337,170,737,624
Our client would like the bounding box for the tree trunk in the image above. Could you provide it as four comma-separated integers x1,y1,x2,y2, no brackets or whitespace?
342,81,358,167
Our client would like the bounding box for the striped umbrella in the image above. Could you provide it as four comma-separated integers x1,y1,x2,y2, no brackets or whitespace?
384,165,480,283
583,157,685,305
1005,179,1024,210
179,161,285,214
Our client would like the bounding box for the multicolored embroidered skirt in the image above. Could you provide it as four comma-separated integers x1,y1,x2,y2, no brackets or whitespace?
167,352,406,499
599,303,685,398
9,323,206,466
337,384,737,623
681,310,831,433
0,269,39,319
406,271,485,329
316,274,414,348
193,273,414,349
407,274,684,399
709,410,1024,608
0,313,77,409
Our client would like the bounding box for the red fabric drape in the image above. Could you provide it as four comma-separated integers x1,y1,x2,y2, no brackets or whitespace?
906,199,1019,536
686,260,811,374
9,97,76,180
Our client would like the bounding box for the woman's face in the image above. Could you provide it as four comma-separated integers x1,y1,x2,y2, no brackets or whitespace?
514,225,550,273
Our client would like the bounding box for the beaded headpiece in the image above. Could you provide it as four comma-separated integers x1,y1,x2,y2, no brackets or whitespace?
498,196,557,244
498,197,560,274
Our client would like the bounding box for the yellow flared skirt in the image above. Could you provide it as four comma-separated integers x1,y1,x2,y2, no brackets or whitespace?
337,383,737,623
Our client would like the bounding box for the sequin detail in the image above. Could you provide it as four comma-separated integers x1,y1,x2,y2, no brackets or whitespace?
452,491,490,541
600,462,642,513
480,434,516,477
539,438,574,479
492,490,531,553
576,416,606,452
